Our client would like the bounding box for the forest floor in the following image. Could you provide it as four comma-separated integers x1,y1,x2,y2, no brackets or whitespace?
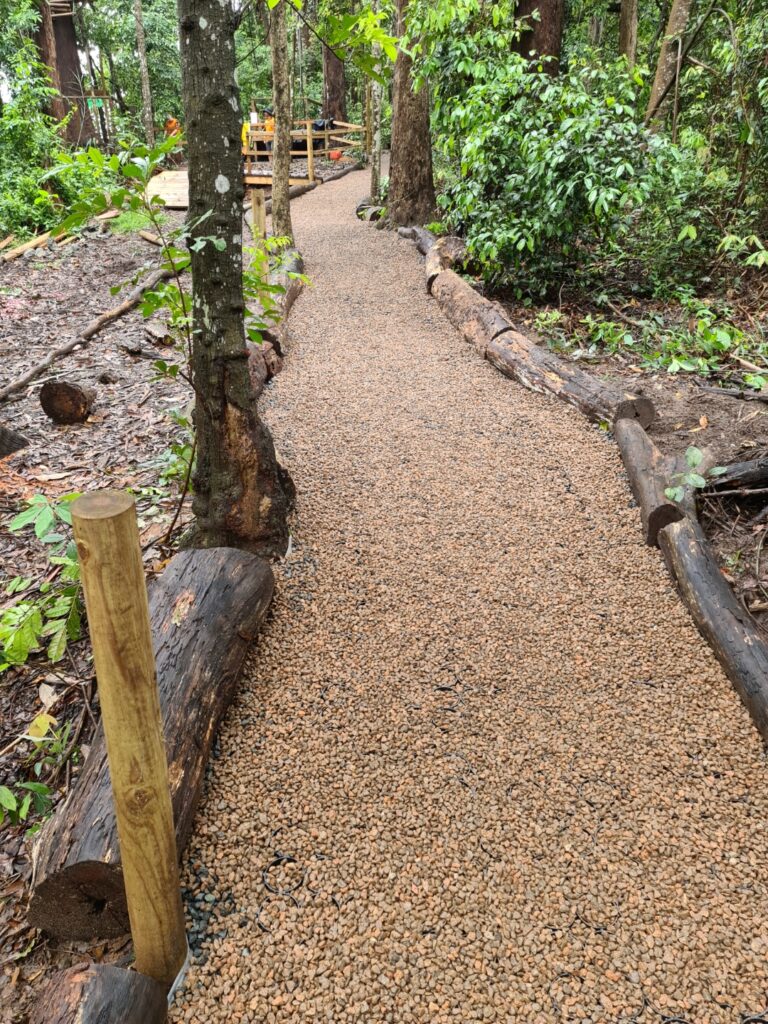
161,170,768,1024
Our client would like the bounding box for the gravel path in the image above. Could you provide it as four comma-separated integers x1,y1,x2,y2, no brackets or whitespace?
170,170,768,1024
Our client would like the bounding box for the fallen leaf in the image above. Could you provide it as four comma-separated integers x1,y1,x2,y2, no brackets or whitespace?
699,415,709,428
38,683,56,710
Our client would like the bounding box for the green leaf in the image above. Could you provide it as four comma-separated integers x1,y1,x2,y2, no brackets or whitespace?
665,486,685,503
0,786,17,812
685,447,703,469
708,466,728,477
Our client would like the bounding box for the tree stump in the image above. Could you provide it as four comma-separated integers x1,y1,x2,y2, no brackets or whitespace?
40,381,96,424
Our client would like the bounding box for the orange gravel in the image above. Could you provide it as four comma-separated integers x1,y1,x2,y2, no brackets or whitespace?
169,170,768,1024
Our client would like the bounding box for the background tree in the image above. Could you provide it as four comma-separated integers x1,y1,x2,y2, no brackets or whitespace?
388,0,435,225
514,0,565,69
177,0,291,555
619,0,638,68
646,0,694,123
134,0,155,143
269,0,294,241
322,47,347,119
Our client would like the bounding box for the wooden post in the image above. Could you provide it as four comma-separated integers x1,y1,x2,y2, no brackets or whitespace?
306,120,315,183
71,491,187,990
365,81,372,165
251,187,266,239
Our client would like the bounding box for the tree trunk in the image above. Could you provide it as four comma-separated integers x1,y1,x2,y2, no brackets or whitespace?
322,47,347,120
514,0,565,70
619,0,639,68
387,0,435,226
134,0,155,145
35,1,68,124
28,548,274,940
370,43,383,203
53,11,94,143
106,50,127,114
178,0,292,555
270,0,294,241
646,0,693,123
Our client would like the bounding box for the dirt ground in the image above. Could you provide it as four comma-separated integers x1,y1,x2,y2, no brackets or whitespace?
0,218,189,1007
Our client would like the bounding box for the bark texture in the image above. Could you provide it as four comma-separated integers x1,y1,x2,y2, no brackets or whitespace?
40,381,96,424
30,964,167,1024
270,0,294,241
387,0,436,226
134,0,156,145
614,416,683,546
0,425,29,458
322,48,347,121
178,0,291,556
619,0,639,68
35,1,67,125
514,0,565,69
659,517,768,744
28,548,274,940
646,0,693,122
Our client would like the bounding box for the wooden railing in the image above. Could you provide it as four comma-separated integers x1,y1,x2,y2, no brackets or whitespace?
242,119,365,187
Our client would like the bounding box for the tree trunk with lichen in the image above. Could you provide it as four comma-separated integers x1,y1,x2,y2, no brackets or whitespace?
270,0,293,241
387,0,435,226
177,0,291,557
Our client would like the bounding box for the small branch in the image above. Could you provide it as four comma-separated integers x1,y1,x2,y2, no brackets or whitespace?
0,267,173,403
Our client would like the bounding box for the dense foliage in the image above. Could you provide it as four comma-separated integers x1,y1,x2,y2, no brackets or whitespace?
410,0,767,297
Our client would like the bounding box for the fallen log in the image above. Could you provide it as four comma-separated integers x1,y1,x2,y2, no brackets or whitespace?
30,964,167,1024
40,381,96,424
425,236,467,293
0,234,16,251
428,268,654,427
659,517,768,744
431,269,514,357
138,230,163,246
0,267,173,403
2,232,51,262
28,547,274,940
614,417,683,545
0,424,29,458
705,458,768,492
486,328,655,427
398,225,437,256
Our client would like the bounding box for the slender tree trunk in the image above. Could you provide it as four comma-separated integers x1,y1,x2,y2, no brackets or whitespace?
106,50,128,114
514,0,565,70
388,0,435,226
646,0,693,123
619,0,639,68
370,47,383,203
134,0,155,144
270,0,293,240
177,0,291,556
322,47,346,120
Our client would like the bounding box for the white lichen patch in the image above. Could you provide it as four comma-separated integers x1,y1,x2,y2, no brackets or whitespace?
198,15,208,28
215,174,230,194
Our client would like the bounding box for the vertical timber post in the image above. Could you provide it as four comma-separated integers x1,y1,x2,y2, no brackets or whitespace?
306,120,315,183
252,187,266,239
71,491,187,990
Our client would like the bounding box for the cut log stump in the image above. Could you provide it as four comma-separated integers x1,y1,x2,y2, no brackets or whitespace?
28,547,274,940
40,381,96,424
0,424,29,458
614,417,683,546
30,964,167,1024
659,517,768,744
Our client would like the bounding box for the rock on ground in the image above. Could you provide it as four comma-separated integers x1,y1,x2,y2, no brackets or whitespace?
169,170,768,1024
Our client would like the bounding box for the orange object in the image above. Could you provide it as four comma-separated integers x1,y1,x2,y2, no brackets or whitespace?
329,150,342,161
164,116,181,137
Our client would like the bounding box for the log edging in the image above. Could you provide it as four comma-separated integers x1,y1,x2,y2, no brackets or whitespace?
402,227,768,745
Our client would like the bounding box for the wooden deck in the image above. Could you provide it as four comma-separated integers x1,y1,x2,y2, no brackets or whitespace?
146,170,189,209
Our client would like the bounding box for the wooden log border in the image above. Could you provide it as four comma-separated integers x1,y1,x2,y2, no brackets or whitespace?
401,227,768,746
